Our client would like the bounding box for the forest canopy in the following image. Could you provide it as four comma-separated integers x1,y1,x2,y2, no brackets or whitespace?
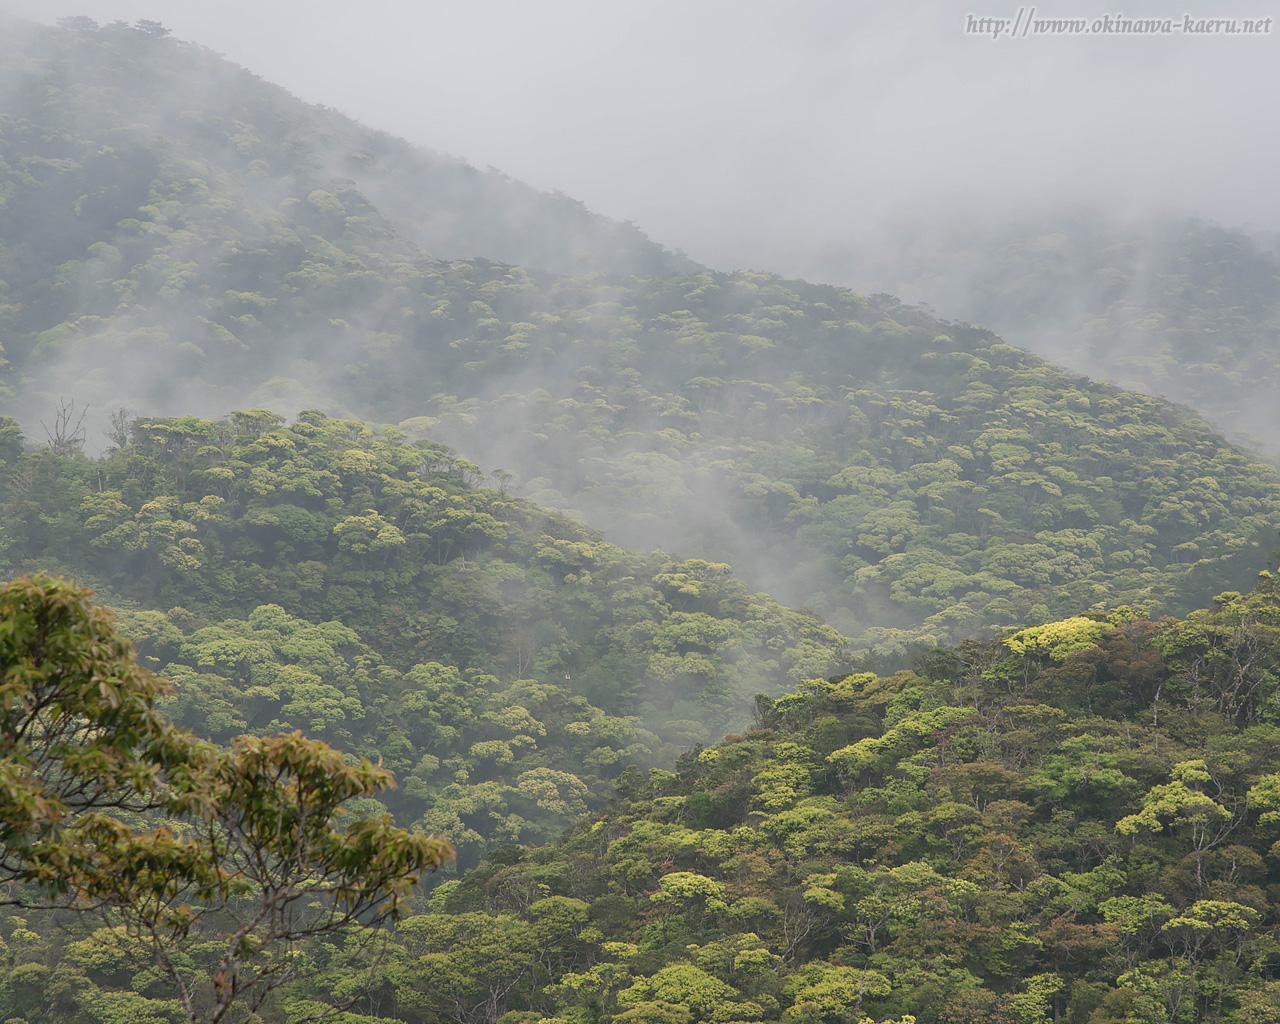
0,573,453,1024
2,17,1278,652
4,15,1280,1024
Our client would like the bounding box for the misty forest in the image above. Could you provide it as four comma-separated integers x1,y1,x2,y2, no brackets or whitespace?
5,15,1280,1024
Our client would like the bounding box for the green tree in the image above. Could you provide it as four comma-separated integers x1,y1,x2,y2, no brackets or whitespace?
0,575,454,1024
0,573,181,891
1116,760,1236,890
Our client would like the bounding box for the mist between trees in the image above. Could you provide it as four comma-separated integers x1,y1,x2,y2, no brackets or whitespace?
7,15,1280,1024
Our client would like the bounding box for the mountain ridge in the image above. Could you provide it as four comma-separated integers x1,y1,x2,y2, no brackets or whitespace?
5,17,1280,1024
1,16,1277,651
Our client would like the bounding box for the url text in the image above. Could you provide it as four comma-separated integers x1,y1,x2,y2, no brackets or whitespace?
965,11,1274,38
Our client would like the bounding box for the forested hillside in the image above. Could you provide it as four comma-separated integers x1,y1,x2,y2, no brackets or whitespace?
0,410,850,869
392,279,1279,648
803,214,1280,454
2,20,1278,652
8,18,1280,1024
0,14,689,327
380,574,1280,1024
10,570,1280,1024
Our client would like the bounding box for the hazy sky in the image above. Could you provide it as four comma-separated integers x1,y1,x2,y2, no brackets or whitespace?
1,0,1277,275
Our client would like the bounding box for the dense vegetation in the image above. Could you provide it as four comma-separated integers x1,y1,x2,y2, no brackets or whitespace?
3,20,1279,651
396,277,1280,648
806,213,1280,455
0,575,453,1024
10,573,1280,1024
7,15,1280,1024
366,573,1280,1024
0,15,689,285
0,410,850,868
399,575,1280,1024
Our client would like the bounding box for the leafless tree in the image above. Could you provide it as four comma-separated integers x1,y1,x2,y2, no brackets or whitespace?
41,396,88,456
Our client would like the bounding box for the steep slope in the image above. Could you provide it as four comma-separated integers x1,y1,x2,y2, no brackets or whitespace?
385,276,1280,647
800,212,1280,453
1,18,1277,653
12,572,1280,1024
0,15,689,318
366,573,1280,1024
0,410,850,867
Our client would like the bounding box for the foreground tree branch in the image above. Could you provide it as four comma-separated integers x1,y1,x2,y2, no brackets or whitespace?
0,573,184,892
0,574,454,1023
